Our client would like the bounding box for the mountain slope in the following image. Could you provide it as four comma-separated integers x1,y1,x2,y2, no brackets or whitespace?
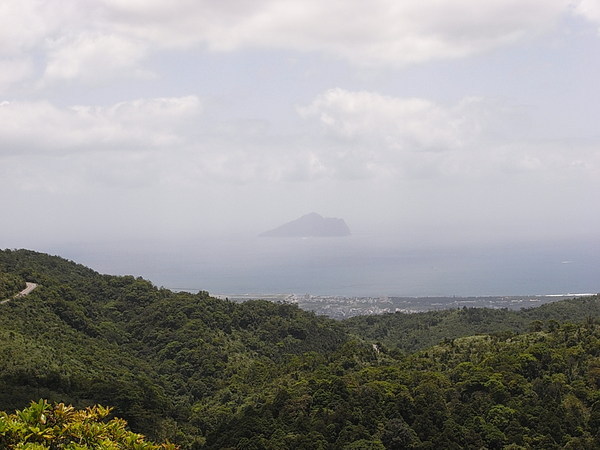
0,249,348,446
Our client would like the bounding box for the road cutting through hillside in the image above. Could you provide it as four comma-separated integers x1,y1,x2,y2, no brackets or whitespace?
0,282,38,304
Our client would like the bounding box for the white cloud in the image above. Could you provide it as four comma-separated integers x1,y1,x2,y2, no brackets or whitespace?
1,89,597,194
297,89,484,179
298,88,484,150
0,58,33,92
43,33,151,84
0,95,318,192
0,0,583,89
0,0,66,86
298,88,600,180
0,96,201,154
574,0,600,29
0,0,60,54
102,0,573,66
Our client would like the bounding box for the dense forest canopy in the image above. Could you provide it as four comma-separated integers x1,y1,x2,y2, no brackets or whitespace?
0,249,598,449
0,271,25,300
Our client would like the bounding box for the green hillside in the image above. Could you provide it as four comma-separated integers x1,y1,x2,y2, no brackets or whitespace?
1,249,599,449
0,272,25,300
344,296,600,352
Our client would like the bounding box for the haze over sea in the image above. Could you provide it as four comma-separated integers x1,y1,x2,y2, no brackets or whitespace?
50,234,599,298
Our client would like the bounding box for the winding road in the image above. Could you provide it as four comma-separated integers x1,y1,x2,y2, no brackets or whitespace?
0,282,38,304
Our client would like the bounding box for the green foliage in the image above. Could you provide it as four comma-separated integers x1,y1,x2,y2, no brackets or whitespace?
0,400,177,449
0,271,25,299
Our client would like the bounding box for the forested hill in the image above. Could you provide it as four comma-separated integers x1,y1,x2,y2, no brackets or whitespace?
1,249,599,449
344,295,600,352
0,249,347,447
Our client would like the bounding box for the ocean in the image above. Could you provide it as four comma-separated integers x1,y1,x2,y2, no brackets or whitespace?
51,234,599,298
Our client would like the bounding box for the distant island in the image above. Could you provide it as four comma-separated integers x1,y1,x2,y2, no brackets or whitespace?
260,212,351,237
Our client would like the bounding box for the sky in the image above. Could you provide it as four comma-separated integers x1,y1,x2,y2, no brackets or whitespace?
1,0,600,251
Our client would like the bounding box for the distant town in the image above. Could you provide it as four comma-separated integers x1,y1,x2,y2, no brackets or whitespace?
215,292,596,319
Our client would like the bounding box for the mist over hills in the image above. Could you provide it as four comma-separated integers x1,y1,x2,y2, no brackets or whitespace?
260,212,351,237
1,248,600,449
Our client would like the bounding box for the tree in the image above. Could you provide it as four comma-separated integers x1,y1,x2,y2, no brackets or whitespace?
381,418,421,449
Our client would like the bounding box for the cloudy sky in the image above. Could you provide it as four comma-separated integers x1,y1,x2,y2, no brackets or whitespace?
1,0,600,250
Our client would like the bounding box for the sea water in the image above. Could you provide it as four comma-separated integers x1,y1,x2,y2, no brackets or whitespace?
51,234,599,298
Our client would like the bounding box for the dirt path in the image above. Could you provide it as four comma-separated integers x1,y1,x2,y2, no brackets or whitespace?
0,282,38,304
